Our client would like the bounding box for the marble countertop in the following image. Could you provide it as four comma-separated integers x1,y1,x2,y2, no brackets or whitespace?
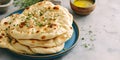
0,0,120,60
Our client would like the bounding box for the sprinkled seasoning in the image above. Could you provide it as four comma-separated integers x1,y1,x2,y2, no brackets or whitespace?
9,22,12,24
81,37,84,40
44,18,47,21
37,22,44,27
26,14,32,20
80,25,96,50
25,23,30,27
88,30,92,34
0,36,2,39
84,44,88,48
26,17,30,20
5,28,8,30
32,18,37,20
39,12,43,16
13,25,16,26
16,24,19,26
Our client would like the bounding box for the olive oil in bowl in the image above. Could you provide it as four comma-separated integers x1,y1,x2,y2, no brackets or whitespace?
73,0,93,8
70,0,96,15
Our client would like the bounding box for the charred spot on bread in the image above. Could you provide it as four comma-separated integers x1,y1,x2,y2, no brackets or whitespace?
31,40,35,43
48,6,51,9
41,36,46,39
1,33,5,36
70,27,72,29
8,26,10,28
44,28,47,31
38,2,42,5
53,6,59,10
4,22,8,25
36,31,40,33
49,24,57,28
28,25,33,28
0,36,3,39
26,7,30,10
19,22,26,28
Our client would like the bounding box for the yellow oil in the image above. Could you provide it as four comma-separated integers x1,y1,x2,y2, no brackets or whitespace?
73,0,93,8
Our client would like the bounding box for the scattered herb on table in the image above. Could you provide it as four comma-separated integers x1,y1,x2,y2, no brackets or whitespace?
88,30,92,35
80,25,96,50
14,0,43,9
81,37,84,40
84,44,88,48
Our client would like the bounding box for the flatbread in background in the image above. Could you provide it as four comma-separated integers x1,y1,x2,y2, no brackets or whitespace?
16,26,73,48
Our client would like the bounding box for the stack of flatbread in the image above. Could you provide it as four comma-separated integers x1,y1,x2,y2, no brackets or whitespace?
0,1,73,54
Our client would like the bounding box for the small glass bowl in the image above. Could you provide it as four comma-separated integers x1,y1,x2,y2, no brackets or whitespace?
70,0,96,15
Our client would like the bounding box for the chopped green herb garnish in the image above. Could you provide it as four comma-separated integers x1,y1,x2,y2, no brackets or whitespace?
9,22,11,24
39,12,42,16
28,14,32,17
37,22,44,27
21,16,24,18
26,17,30,20
13,25,15,26
6,28,8,30
48,23,51,25
26,14,32,20
84,44,88,48
16,24,19,26
26,23,29,27
83,43,88,48
32,18,36,20
44,18,47,21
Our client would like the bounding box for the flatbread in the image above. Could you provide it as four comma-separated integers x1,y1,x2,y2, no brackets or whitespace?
0,14,19,31
0,27,25,53
0,1,73,54
8,1,72,40
31,43,64,54
10,39,64,54
23,1,54,18
0,28,9,48
16,26,73,47
10,39,34,54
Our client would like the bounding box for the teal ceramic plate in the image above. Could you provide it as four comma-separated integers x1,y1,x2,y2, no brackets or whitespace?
7,9,79,60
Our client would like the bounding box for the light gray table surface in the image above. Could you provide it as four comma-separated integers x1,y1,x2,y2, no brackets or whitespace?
0,0,120,60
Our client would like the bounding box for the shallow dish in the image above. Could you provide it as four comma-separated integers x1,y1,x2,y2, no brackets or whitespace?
70,0,96,15
5,9,79,60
